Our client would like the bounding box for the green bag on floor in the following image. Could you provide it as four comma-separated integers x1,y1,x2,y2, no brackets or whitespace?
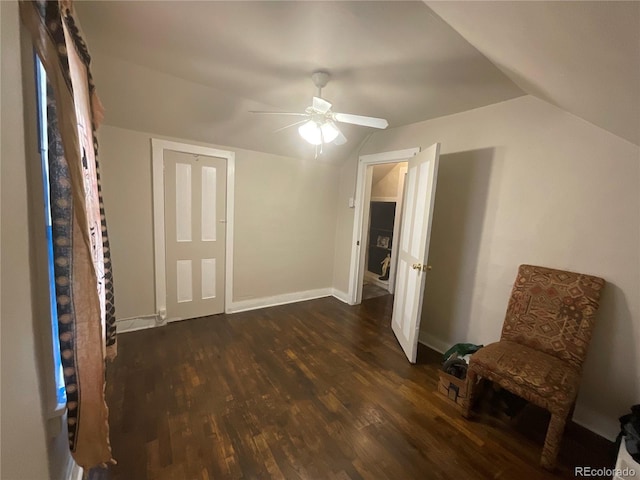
442,343,483,363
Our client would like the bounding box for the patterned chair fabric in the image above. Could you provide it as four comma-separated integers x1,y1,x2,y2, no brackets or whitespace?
463,264,605,470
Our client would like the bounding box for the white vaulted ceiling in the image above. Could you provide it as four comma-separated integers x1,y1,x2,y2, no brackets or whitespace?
75,1,639,162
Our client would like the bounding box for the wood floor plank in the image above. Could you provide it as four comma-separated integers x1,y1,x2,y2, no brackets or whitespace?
91,295,615,479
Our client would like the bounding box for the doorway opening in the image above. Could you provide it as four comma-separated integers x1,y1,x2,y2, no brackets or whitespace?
348,145,441,363
348,148,419,305
361,162,407,300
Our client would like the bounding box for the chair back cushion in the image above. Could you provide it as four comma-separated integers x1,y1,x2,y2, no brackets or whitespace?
501,264,605,370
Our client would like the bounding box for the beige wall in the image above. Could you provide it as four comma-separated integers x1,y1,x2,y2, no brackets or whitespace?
1,2,59,478
98,125,340,318
97,126,156,318
333,95,640,440
371,163,406,199
233,146,339,301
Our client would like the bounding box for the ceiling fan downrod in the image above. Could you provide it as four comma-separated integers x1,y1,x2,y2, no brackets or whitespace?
311,70,330,98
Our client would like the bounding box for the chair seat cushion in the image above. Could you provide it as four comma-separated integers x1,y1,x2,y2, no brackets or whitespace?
469,340,581,414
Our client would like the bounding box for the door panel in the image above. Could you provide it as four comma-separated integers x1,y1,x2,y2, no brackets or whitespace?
391,143,440,363
165,150,226,320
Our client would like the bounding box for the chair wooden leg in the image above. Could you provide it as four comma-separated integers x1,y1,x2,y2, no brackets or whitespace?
540,412,567,470
462,369,477,419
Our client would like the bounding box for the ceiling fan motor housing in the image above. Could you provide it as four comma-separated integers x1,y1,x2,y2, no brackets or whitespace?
311,71,330,90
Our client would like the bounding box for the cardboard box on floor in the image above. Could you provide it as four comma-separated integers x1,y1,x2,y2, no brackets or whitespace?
438,370,468,408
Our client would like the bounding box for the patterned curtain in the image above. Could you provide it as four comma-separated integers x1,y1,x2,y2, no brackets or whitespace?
20,0,117,469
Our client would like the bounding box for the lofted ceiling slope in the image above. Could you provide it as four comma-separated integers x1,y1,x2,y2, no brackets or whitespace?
75,1,639,164
427,1,640,146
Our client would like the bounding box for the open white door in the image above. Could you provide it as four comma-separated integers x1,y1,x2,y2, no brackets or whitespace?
391,143,440,363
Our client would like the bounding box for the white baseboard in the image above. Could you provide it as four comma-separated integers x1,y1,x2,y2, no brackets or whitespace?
227,288,333,314
331,288,351,304
572,403,618,441
417,331,449,354
115,314,159,334
117,289,350,327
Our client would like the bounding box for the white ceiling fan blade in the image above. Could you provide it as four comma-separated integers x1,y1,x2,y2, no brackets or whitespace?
250,111,309,116
274,119,309,133
312,96,332,114
333,112,389,129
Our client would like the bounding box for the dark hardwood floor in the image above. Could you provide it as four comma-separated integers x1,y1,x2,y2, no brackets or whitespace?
90,295,615,480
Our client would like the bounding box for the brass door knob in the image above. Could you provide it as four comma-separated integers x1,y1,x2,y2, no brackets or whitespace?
412,264,432,272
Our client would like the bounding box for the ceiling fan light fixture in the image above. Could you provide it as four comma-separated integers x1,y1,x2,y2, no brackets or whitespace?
298,120,321,145
298,120,340,145
252,70,388,152
321,121,340,143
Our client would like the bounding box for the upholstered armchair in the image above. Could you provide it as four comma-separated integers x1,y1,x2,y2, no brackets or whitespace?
462,264,605,469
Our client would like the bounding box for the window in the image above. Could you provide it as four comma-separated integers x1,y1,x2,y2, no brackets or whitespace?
35,56,66,409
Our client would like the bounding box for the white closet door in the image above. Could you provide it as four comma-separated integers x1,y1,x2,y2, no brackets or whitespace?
164,150,226,321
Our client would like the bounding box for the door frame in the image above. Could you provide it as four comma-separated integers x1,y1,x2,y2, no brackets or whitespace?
347,147,420,305
152,139,235,318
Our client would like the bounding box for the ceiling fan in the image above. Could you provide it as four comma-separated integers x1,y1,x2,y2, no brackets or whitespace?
251,70,389,154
